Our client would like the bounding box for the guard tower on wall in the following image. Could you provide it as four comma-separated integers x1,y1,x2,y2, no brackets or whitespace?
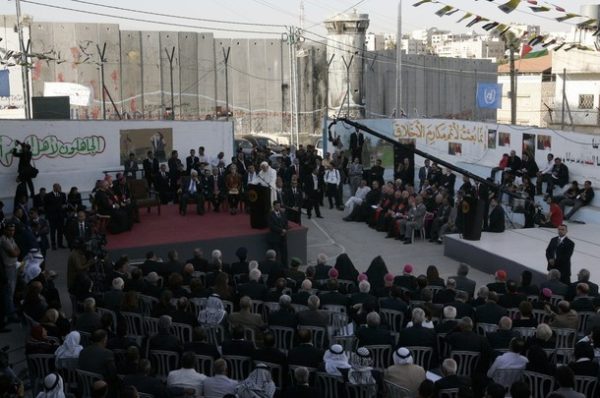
325,10,369,119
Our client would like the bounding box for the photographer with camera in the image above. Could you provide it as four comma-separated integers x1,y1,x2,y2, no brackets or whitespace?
12,140,37,198
535,196,564,228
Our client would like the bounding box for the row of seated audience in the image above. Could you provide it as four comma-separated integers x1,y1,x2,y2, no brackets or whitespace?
13,239,600,398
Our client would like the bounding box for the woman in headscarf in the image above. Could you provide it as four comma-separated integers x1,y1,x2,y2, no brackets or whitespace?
334,253,359,282
384,347,426,395
323,344,351,376
365,256,388,290
197,294,228,326
54,331,83,368
234,363,276,398
347,347,376,385
36,373,65,398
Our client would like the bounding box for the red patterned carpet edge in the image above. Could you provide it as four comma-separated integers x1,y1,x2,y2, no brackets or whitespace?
105,204,268,250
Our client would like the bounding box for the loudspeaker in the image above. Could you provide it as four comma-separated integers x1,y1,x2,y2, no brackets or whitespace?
32,96,70,120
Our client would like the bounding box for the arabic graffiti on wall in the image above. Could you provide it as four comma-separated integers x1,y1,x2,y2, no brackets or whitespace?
0,134,106,167
393,119,487,146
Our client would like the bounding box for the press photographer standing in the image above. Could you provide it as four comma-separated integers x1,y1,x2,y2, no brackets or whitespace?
12,140,36,198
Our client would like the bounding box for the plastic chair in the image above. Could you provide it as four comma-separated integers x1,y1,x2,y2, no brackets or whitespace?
322,304,347,314
194,354,214,376
121,311,144,336
531,309,550,325
346,383,378,398
170,322,193,343
288,365,317,385
269,325,295,353
315,371,343,398
549,294,565,308
143,317,160,336
513,327,536,339
222,300,234,314
27,354,55,395
384,380,413,398
76,369,103,398
523,370,555,398
553,327,576,349
205,325,225,346
138,295,159,316
298,325,327,349
476,322,498,335
437,333,450,359
337,279,356,292
577,311,594,336
149,350,179,382
96,307,117,329
331,335,357,354
450,351,480,377
249,299,264,315
575,375,598,397
222,355,253,380
425,285,443,296
364,344,392,370
380,308,405,333
407,346,433,370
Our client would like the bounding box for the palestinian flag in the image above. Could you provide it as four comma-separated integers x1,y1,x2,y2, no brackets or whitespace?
521,43,548,58
498,0,521,14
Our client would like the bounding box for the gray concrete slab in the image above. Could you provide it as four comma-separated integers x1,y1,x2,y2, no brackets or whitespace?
120,31,143,117
140,31,162,119
178,32,199,120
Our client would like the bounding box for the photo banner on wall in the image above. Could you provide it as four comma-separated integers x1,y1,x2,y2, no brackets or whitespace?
476,83,502,109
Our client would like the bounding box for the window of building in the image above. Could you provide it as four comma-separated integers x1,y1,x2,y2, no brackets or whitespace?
579,94,594,109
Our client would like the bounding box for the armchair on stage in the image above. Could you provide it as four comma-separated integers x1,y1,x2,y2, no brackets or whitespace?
128,179,161,215
247,184,271,229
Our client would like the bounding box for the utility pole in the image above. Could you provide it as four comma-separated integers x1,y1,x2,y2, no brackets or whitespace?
561,68,566,130
284,27,301,147
509,46,516,125
96,42,107,120
165,46,176,120
222,46,231,121
15,0,30,119
342,55,354,118
395,0,402,118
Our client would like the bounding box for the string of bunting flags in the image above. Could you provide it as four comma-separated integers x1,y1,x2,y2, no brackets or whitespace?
413,0,597,54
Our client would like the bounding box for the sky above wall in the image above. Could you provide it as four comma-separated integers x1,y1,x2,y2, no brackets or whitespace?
0,0,596,38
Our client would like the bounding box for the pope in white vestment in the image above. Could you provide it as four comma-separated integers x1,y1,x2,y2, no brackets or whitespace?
253,161,278,205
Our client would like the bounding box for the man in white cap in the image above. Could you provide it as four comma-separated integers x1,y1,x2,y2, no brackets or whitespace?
253,161,278,205
384,347,426,395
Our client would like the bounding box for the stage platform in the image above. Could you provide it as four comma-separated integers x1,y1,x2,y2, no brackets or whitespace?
105,204,307,264
444,224,600,285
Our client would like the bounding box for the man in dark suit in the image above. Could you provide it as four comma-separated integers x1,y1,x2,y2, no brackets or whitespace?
155,164,172,204
319,279,349,307
179,170,204,215
349,128,364,162
44,183,67,250
167,150,183,201
78,329,118,383
486,316,520,350
313,254,331,281
221,325,255,357
143,150,159,190
445,316,492,373
546,224,575,284
447,291,475,320
355,312,394,347
567,268,599,300
267,201,289,267
434,358,471,395
183,327,221,359
498,280,527,309
303,168,323,219
206,168,225,212
253,332,286,365
397,308,437,355
32,188,47,215
475,292,507,325
449,263,476,298
268,294,298,328
123,359,169,398
283,179,303,225
369,159,385,188
185,149,199,175
186,248,210,273
297,295,329,328
65,210,92,248
287,328,324,368
230,247,250,276
148,315,182,353
418,159,431,189
543,157,569,195
486,198,505,233
238,269,268,300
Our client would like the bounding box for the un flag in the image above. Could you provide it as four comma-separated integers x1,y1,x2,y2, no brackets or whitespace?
476,83,502,109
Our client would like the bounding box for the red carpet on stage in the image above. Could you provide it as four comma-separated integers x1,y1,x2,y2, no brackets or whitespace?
105,204,299,251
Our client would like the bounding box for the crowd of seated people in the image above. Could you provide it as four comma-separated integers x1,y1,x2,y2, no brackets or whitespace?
3,224,598,398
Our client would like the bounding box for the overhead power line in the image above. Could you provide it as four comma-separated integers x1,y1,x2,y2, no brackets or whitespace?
66,0,285,28
20,0,283,35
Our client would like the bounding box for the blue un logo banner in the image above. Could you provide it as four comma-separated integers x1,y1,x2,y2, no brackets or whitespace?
476,83,502,109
